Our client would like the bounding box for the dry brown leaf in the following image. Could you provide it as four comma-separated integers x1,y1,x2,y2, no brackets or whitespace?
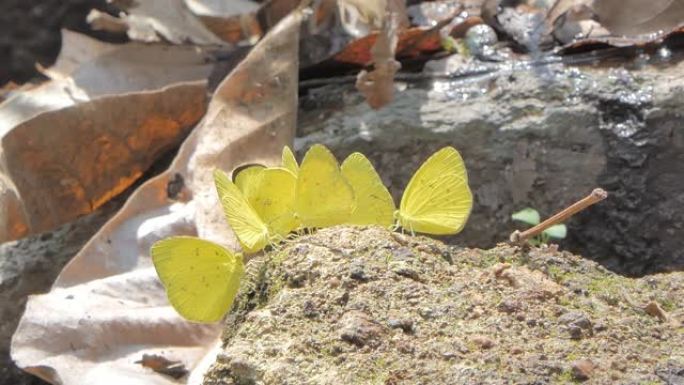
591,0,684,36
0,31,214,243
355,0,405,109
11,9,303,385
136,354,189,379
185,0,262,45
108,0,226,45
86,9,130,34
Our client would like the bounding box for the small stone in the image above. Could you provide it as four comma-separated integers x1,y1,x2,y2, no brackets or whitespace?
644,301,668,321
335,291,349,306
418,307,435,320
287,271,307,287
510,346,524,355
471,335,495,350
339,311,385,348
391,261,421,281
391,247,414,260
492,263,512,278
593,322,608,332
558,311,592,330
568,325,583,340
396,340,414,354
302,300,318,318
571,359,595,381
349,262,367,282
498,298,522,314
387,318,414,334
328,277,341,288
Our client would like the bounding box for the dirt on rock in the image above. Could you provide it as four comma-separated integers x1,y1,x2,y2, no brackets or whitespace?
203,226,684,385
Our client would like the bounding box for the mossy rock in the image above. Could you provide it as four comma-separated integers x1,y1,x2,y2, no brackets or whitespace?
204,226,684,385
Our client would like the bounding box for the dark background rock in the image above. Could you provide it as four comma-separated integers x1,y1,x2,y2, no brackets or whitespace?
0,198,121,385
0,0,122,86
298,56,684,276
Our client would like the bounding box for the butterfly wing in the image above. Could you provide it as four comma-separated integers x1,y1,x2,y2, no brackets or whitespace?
250,167,299,237
214,169,269,253
282,146,299,176
295,144,355,228
398,147,472,235
151,236,244,323
341,152,395,227
233,164,265,199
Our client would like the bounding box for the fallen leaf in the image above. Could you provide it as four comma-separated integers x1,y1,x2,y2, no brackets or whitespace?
0,31,214,243
11,9,303,385
86,9,129,34
185,0,261,45
107,0,226,45
591,0,684,37
136,354,189,379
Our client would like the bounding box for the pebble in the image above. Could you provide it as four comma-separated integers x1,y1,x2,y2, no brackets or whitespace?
339,311,385,348
349,262,368,281
571,359,595,381
302,300,318,318
471,335,495,350
644,301,668,321
498,298,522,314
558,311,592,330
388,318,415,334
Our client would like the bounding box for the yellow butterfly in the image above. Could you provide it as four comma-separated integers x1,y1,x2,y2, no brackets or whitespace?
151,236,244,323
295,144,355,228
341,152,395,227
214,169,269,253
396,146,472,235
281,145,299,176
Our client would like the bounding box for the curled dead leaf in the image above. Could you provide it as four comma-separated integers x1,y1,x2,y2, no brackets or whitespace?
136,354,189,379
105,0,225,45
0,31,214,242
591,0,684,37
11,9,303,385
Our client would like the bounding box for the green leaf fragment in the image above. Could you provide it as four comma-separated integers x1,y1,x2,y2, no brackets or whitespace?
511,208,540,226
543,224,567,239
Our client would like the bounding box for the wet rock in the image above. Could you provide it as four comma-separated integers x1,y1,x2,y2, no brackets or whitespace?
571,359,595,381
299,58,684,275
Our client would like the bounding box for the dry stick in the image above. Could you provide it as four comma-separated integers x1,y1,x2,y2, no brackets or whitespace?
509,188,608,245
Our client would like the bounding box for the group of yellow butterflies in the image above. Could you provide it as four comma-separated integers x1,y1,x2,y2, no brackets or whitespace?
151,144,473,322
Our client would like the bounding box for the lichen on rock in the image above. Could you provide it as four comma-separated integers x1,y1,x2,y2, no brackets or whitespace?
203,226,684,385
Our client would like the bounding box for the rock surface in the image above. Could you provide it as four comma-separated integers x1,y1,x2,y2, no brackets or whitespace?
203,226,684,385
298,55,684,276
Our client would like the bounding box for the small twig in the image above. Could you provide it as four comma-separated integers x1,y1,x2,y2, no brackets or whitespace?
509,188,608,245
